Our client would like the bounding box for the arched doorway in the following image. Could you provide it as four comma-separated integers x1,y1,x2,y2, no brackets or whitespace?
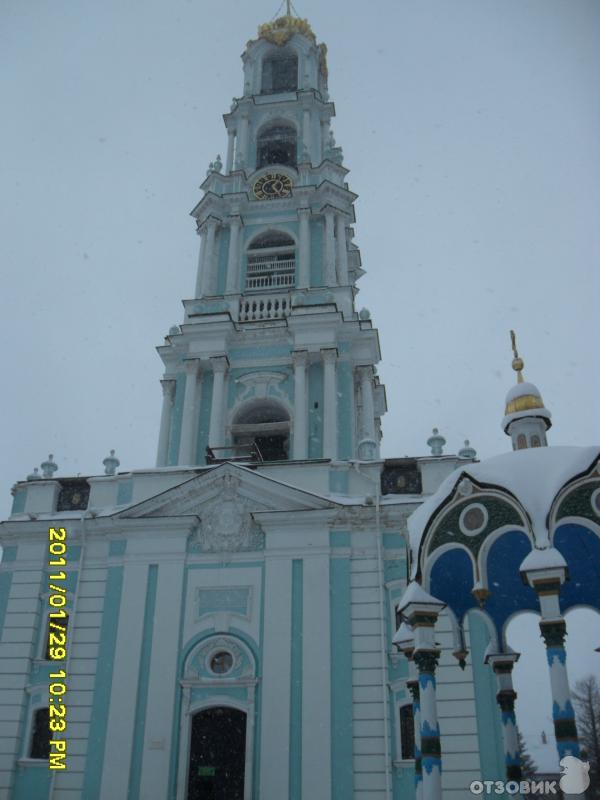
187,706,247,800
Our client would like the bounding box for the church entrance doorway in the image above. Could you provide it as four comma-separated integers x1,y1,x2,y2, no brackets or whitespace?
187,706,247,800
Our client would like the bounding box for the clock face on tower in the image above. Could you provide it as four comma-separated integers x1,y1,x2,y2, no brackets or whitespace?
252,172,293,200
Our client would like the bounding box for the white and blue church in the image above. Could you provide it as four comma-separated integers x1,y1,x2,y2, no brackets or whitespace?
1,11,599,800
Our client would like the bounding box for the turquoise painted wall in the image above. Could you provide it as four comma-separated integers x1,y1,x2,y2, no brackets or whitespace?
82,566,124,800
12,765,51,800
116,480,133,506
336,360,354,459
310,218,324,287
308,362,324,459
289,560,303,800
194,370,213,464
167,372,185,466
330,555,353,799
128,564,158,800
11,488,26,514
469,611,506,782
0,571,13,638
216,228,230,296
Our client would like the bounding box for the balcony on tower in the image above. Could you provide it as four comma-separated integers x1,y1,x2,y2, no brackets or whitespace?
245,231,296,292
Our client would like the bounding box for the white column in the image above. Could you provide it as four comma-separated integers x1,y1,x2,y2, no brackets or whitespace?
487,653,522,782
335,213,349,285
226,128,236,174
178,360,200,465
322,348,338,460
292,351,309,460
208,356,228,449
194,226,207,298
298,208,311,289
320,119,328,161
156,379,175,467
303,107,311,164
200,218,217,297
407,674,424,800
323,208,337,286
225,215,242,294
238,114,249,169
357,365,378,460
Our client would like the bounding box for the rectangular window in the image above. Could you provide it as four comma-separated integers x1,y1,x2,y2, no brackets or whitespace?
400,703,415,760
30,707,50,759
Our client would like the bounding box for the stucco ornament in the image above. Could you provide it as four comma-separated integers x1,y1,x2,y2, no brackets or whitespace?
194,475,264,552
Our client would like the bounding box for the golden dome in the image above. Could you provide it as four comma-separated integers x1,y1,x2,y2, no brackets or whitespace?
504,390,545,416
257,16,316,46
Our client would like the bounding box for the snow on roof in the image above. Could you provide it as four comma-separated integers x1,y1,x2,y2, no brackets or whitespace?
519,546,567,573
398,580,446,612
408,446,600,579
502,406,552,433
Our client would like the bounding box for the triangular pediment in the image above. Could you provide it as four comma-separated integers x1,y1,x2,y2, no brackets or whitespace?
117,462,333,520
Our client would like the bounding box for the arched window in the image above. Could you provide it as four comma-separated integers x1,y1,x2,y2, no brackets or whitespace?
261,51,298,94
257,124,297,169
530,435,541,448
231,399,290,462
29,707,50,759
246,231,295,291
516,434,527,450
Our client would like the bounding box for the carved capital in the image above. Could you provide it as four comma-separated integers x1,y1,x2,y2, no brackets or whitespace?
211,355,229,374
413,650,440,675
160,379,176,400
496,689,517,713
356,365,373,383
321,347,338,365
184,359,200,376
540,619,567,648
292,350,309,368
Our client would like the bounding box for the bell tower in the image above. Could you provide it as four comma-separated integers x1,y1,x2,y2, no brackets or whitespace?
155,12,386,466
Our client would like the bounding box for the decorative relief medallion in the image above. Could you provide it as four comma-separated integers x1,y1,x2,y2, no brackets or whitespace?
191,475,265,553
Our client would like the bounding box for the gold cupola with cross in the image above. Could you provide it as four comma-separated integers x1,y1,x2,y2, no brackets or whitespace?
502,330,552,450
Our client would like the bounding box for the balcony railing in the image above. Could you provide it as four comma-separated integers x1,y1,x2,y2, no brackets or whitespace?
238,293,291,322
245,255,295,291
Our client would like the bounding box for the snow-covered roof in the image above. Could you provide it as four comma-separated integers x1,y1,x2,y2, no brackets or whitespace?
502,406,552,433
519,546,567,574
408,446,600,579
398,580,446,612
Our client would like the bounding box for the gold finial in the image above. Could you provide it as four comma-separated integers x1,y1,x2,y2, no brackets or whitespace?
510,330,524,383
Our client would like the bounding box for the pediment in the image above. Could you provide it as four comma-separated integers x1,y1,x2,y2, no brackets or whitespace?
118,462,332,521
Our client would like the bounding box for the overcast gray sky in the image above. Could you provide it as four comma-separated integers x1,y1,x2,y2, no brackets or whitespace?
2,0,598,502
2,0,599,761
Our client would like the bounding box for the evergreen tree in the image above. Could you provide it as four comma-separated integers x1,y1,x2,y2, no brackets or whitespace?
572,675,600,797
517,728,538,778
